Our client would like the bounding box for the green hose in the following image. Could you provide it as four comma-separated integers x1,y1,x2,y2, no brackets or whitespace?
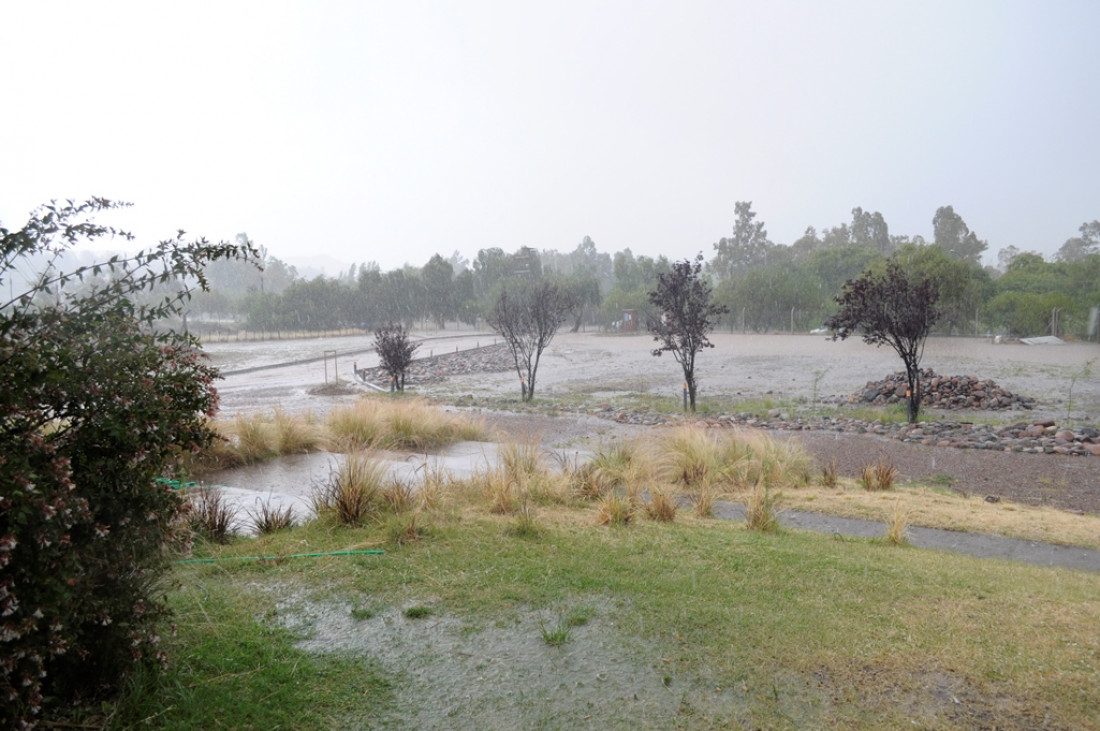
156,477,198,490
177,549,384,564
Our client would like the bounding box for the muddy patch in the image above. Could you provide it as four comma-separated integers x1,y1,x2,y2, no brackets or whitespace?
264,588,719,729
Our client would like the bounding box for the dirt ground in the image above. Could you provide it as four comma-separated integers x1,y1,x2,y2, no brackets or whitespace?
425,331,1100,422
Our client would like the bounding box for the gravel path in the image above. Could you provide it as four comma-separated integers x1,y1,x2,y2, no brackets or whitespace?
790,430,1100,514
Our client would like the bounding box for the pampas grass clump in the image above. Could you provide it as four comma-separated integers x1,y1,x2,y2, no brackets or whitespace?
644,487,678,522
744,481,782,532
325,396,485,452
884,500,910,545
312,452,388,526
596,492,634,526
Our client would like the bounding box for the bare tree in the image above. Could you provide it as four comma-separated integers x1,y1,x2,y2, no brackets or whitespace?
826,262,941,423
374,323,420,391
487,279,572,401
647,254,728,412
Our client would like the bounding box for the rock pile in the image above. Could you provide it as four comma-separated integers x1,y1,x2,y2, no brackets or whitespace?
852,369,1036,411
357,343,513,387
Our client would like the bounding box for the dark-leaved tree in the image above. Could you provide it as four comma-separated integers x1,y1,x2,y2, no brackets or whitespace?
374,323,420,390
826,261,941,423
0,199,255,728
647,254,728,412
487,279,572,401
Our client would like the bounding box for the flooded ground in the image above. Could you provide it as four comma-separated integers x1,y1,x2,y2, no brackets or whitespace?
206,330,1100,422
200,330,1100,533
196,330,1100,728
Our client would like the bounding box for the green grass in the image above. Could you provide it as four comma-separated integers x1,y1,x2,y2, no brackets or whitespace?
138,511,1100,729
538,618,572,646
350,604,378,620
105,575,393,729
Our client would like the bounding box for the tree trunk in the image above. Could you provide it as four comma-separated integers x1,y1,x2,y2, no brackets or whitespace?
905,367,921,424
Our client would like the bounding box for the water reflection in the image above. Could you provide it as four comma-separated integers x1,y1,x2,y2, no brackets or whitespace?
196,442,507,535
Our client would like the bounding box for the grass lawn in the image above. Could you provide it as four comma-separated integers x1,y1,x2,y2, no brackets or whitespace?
113,502,1100,730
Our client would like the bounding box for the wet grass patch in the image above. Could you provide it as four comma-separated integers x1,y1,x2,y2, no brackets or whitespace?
157,504,1100,729
105,576,393,728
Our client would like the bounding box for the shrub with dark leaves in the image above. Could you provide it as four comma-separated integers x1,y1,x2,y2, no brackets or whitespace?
0,199,255,728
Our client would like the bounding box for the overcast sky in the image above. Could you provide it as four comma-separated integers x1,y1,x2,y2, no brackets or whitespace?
2,1,1098,273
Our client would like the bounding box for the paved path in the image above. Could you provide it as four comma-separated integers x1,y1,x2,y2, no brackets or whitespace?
713,501,1100,573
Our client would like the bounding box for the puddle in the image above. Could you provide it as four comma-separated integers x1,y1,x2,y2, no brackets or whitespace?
263,588,720,729
203,451,339,498
196,442,508,534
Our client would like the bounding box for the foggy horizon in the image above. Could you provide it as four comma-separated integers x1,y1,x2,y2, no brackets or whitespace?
2,2,1097,272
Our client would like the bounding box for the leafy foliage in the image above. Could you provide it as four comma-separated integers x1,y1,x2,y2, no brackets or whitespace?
1055,220,1100,263
487,279,573,401
989,251,1100,336
373,323,420,390
646,254,728,411
420,254,455,328
710,201,772,280
0,199,254,728
826,261,940,423
932,204,987,264
165,205,1100,341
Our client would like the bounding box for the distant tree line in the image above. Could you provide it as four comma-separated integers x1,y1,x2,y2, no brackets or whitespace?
184,207,1099,340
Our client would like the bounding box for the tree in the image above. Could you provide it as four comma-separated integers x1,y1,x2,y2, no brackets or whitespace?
452,268,479,326
822,223,852,248
273,276,356,331
570,235,614,285
850,207,892,255
647,254,728,412
421,253,454,328
376,267,423,327
933,205,987,264
826,262,941,423
996,244,1023,273
710,201,772,280
990,252,1100,338
601,249,671,327
373,323,420,390
487,279,572,401
0,199,254,727
717,263,818,333
554,273,601,332
894,242,988,334
1055,220,1100,262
